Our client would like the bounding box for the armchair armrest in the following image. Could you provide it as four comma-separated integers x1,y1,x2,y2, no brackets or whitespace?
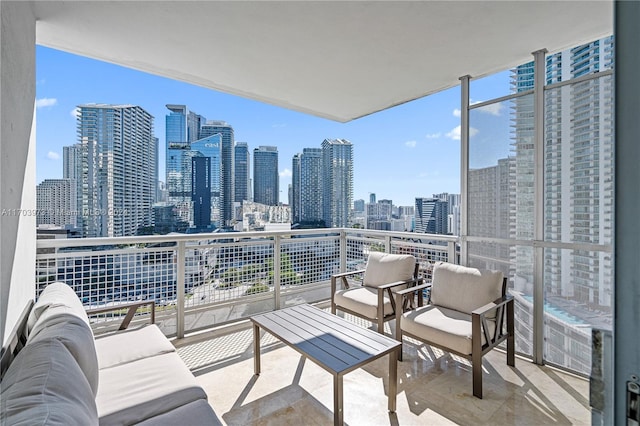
86,300,155,330
376,276,421,291
393,281,431,296
471,294,513,317
330,269,366,295
331,269,365,280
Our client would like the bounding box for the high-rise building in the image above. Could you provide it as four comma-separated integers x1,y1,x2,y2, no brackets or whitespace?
353,199,365,212
322,139,353,228
165,105,205,224
36,179,77,228
77,104,156,237
253,146,279,206
191,134,222,227
414,197,448,234
291,153,301,223
300,148,323,223
201,121,234,227
235,142,250,204
191,156,211,229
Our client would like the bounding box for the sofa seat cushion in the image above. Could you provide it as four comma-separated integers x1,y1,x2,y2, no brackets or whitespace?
27,313,100,396
0,338,98,426
401,305,496,356
363,252,415,288
430,262,503,316
334,286,394,319
96,352,207,425
28,282,91,335
135,399,222,426
95,324,175,370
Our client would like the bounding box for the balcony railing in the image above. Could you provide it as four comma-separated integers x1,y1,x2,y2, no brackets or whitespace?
35,229,458,338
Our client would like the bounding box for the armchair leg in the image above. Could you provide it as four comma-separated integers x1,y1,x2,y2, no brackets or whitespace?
331,302,336,315
377,317,384,334
472,357,483,399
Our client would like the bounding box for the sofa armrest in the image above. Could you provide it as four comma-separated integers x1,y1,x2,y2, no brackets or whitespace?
86,301,155,330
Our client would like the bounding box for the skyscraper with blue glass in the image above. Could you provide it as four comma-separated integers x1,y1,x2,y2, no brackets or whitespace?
201,121,234,227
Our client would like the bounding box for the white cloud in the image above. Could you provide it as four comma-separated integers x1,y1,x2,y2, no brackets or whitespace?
405,140,417,148
47,151,60,160
279,168,292,178
477,102,504,116
453,108,461,117
70,107,80,119
446,125,478,141
425,132,441,139
36,98,57,109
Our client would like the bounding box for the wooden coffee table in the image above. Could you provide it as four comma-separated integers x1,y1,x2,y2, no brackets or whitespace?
250,303,401,425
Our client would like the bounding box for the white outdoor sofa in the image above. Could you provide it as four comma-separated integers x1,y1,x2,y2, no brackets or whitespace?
0,282,221,425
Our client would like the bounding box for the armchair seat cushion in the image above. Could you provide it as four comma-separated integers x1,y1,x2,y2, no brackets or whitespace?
401,305,496,356
334,286,394,319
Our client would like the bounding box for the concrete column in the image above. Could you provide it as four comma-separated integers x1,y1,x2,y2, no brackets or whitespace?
0,1,37,346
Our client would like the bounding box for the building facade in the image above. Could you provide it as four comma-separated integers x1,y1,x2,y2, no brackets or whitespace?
414,197,449,234
253,146,279,206
234,142,250,205
77,104,156,237
36,179,77,228
322,139,353,228
200,121,234,227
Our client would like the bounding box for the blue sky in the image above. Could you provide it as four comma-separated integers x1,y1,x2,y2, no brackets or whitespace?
35,46,511,207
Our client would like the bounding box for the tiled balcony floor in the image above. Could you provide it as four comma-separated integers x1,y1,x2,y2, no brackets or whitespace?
174,308,590,425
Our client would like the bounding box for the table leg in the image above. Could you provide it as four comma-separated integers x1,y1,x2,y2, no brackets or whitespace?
334,373,343,426
253,323,261,375
388,348,398,412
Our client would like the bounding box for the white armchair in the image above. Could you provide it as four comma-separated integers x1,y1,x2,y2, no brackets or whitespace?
331,251,419,334
394,261,515,398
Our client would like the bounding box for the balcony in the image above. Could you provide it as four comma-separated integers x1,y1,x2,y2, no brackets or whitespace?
35,228,590,424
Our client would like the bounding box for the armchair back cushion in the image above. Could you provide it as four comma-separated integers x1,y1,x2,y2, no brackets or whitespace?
362,252,416,288
430,262,503,315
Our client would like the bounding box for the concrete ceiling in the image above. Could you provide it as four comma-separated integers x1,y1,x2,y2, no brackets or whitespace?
33,1,613,122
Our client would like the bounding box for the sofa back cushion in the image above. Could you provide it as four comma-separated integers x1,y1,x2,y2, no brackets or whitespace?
27,314,100,396
26,282,99,396
28,282,91,334
430,262,503,315
0,338,98,426
363,252,416,288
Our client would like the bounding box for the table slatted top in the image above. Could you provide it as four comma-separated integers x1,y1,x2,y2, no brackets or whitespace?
251,304,401,375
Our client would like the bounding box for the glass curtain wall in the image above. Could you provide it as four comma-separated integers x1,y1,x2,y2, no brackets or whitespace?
466,36,614,375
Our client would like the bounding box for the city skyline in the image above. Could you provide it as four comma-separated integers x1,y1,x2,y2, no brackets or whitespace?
34,46,511,207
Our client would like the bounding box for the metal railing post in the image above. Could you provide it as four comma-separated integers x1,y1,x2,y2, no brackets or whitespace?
448,241,457,264
340,229,347,273
273,235,281,310
176,241,186,339
385,235,392,253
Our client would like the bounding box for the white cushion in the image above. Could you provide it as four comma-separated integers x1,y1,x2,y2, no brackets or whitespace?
95,324,175,370
401,305,496,356
362,252,416,288
96,352,207,425
334,287,394,319
0,338,98,426
27,313,100,397
430,262,503,315
28,282,90,335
